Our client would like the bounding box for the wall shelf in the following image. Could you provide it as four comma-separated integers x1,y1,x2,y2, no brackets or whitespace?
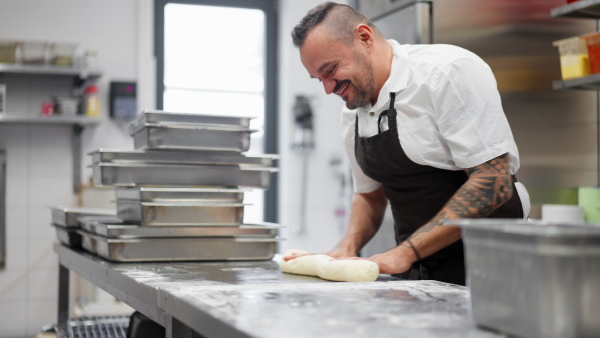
551,0,600,19
553,73,600,90
0,114,101,126
0,63,102,78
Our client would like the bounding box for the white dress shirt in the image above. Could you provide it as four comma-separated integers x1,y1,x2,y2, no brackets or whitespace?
341,40,530,216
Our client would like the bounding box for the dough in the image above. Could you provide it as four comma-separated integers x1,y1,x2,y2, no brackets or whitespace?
280,249,379,282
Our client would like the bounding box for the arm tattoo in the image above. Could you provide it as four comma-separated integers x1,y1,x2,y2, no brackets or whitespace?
402,154,513,246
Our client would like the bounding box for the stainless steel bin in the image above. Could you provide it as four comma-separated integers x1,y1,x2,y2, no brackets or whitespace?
114,187,246,203
77,231,280,262
116,200,245,226
128,110,254,135
449,219,600,338
92,162,276,189
89,149,277,168
133,124,256,152
50,206,116,228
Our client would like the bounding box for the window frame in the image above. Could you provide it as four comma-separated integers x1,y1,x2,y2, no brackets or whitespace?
154,0,279,222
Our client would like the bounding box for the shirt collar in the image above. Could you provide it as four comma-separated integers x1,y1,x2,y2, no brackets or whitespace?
355,39,409,114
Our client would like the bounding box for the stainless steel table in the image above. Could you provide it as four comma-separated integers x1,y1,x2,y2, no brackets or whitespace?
55,244,506,338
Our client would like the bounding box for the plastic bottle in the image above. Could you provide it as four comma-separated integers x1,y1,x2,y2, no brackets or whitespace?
84,85,101,117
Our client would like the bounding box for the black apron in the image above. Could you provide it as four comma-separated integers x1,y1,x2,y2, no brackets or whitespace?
354,92,523,286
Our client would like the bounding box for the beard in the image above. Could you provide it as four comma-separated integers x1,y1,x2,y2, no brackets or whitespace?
344,51,375,109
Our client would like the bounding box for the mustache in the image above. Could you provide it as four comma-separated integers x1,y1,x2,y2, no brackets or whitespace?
334,80,350,93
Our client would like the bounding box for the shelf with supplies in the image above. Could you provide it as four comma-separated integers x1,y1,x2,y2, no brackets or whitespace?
550,0,600,184
552,72,600,90
551,0,600,19
551,0,600,90
0,114,101,126
0,60,104,192
0,63,102,79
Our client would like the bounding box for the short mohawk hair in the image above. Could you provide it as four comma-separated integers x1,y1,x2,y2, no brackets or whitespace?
291,2,337,47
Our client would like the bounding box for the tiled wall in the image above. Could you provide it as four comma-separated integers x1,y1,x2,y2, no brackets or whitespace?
0,124,77,337
0,1,139,336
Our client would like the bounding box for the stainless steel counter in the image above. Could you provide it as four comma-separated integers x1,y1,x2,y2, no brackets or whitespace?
54,244,506,338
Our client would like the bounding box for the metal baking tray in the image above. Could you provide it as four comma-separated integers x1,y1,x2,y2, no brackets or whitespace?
77,231,280,262
446,219,600,338
54,225,82,249
117,200,245,226
128,110,254,135
89,149,277,167
133,123,256,152
92,162,276,189
83,221,281,239
114,187,246,202
50,206,116,228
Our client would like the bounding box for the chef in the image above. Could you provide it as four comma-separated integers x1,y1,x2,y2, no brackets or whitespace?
284,2,530,286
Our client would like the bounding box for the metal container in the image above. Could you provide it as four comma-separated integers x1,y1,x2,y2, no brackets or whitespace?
50,206,116,228
448,219,600,338
117,200,245,226
78,215,126,233
77,231,279,262
80,230,98,254
54,225,82,249
89,149,277,168
115,187,245,203
133,123,256,152
128,110,254,135
85,222,281,239
92,162,275,189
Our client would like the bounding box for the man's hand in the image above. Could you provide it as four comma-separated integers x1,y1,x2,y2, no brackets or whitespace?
339,246,416,274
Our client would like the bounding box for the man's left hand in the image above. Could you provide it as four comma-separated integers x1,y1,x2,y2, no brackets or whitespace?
338,247,416,274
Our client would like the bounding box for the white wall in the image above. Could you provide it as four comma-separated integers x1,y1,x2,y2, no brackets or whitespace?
278,0,353,254
0,1,144,336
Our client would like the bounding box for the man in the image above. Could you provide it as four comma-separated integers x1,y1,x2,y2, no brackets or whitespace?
285,2,530,286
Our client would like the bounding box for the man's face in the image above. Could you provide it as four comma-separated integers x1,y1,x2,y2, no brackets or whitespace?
300,27,374,109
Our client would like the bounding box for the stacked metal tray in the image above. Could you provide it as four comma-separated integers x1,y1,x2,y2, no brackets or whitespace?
50,206,118,249
82,110,282,262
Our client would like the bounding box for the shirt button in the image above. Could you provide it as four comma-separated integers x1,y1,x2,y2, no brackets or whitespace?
369,112,374,116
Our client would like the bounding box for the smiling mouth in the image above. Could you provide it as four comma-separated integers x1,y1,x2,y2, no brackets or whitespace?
335,81,350,96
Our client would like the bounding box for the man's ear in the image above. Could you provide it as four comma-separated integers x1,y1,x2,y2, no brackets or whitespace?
355,24,374,48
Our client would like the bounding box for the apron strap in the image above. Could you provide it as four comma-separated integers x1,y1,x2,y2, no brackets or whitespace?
377,92,397,133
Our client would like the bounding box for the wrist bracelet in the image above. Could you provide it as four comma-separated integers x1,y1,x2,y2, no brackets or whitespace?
406,239,422,261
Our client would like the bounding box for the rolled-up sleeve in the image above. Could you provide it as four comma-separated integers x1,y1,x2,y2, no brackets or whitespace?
432,57,514,169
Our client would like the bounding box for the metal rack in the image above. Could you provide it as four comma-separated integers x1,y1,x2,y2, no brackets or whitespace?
551,0,600,184
0,63,103,192
56,315,129,338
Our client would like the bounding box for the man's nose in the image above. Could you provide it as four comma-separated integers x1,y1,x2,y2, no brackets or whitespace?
322,79,336,95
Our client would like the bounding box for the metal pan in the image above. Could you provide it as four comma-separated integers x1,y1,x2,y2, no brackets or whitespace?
133,124,256,152
128,110,254,135
92,162,276,189
50,206,116,228
77,231,280,262
446,219,600,338
89,149,277,167
78,216,126,233
114,187,246,202
117,200,245,226
80,230,98,254
88,222,282,238
54,225,82,249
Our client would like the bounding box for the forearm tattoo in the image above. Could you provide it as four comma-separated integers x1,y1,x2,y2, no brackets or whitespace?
401,154,513,249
